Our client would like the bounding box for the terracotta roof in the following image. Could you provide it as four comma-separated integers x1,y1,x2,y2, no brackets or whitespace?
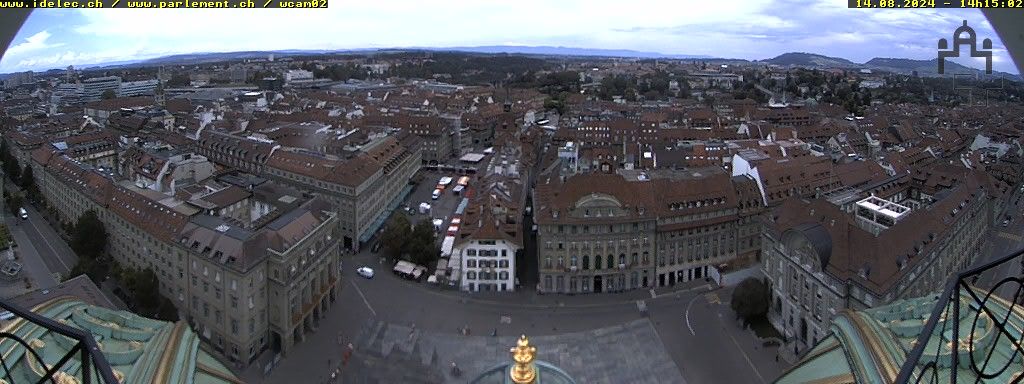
772,172,988,295
83,96,154,111
200,185,251,208
107,186,190,243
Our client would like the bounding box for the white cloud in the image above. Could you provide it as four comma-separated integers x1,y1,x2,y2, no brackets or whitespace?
5,30,63,57
0,1,1016,74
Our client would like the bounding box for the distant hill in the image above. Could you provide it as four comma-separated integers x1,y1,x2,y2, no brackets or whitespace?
432,46,711,59
865,57,1019,80
763,52,860,68
9,48,1017,81
758,52,1019,81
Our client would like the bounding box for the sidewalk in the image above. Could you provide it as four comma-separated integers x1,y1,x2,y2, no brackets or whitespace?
405,274,715,309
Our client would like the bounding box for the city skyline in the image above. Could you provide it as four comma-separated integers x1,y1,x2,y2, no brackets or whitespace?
0,0,1018,74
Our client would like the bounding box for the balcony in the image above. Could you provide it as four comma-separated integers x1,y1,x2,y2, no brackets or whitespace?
895,247,1024,383
0,299,119,384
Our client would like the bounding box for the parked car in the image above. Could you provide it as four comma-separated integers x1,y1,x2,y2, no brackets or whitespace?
1003,219,1011,227
357,266,375,279
432,189,442,200
18,208,27,220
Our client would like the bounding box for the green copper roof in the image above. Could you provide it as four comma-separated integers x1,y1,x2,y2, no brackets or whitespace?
470,361,578,384
0,296,240,384
775,288,1024,384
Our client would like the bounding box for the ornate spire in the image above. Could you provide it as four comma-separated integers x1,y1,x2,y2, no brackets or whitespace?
509,335,537,384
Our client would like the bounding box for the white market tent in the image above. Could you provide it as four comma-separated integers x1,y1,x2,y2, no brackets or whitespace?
460,153,486,163
441,236,456,257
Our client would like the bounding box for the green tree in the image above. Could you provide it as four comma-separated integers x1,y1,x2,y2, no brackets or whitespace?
166,73,190,87
69,258,106,284
6,193,22,216
0,139,21,184
101,89,116,100
731,277,771,325
125,268,161,313
20,164,38,202
71,210,107,261
380,214,411,259
405,220,438,266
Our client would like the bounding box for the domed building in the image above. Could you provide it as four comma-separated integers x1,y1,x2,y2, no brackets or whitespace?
0,295,241,384
776,289,1024,383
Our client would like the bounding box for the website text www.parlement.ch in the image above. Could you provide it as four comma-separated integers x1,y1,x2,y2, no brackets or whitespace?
0,0,271,7
0,0,326,6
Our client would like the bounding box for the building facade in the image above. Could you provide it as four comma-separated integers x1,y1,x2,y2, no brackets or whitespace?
762,172,992,355
28,145,343,366
535,173,657,293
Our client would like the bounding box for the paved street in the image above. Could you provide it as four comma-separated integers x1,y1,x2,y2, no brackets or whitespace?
20,204,77,277
3,216,57,293
241,247,783,383
974,204,1024,298
0,203,77,296
648,280,788,384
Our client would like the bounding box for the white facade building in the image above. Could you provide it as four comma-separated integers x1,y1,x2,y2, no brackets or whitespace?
284,70,314,83
456,238,518,292
119,79,159,97
81,76,122,102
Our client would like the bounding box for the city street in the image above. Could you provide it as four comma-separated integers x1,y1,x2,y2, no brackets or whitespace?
648,285,788,384
974,202,1024,297
241,247,785,383
0,202,78,295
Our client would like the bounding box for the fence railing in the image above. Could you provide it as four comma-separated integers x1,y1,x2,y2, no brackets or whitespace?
0,299,119,384
895,246,1024,384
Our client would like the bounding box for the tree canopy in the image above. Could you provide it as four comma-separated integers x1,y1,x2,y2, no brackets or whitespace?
71,210,107,261
0,139,21,183
379,214,439,266
380,214,411,259
20,165,38,202
731,277,771,323
405,220,438,266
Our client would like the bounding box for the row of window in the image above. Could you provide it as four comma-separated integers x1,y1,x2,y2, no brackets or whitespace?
553,222,650,235
465,248,507,257
465,271,510,281
542,272,645,292
544,253,649,270
466,259,509,268
545,238,651,250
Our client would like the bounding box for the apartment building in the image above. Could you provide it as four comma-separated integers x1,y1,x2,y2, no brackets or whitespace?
534,172,657,293
453,144,528,292
652,171,765,287
81,76,122,102
28,145,342,365
119,79,159,97
533,163,768,294
762,169,992,354
264,133,422,250
366,114,454,164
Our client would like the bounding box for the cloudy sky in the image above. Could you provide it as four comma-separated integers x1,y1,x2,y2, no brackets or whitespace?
0,0,1018,74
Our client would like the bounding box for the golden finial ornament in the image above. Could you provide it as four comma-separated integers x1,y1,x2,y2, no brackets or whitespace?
510,335,537,384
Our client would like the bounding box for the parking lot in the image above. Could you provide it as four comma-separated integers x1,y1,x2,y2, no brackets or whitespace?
401,169,474,230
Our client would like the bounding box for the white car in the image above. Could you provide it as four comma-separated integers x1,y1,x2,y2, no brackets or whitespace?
356,266,375,279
